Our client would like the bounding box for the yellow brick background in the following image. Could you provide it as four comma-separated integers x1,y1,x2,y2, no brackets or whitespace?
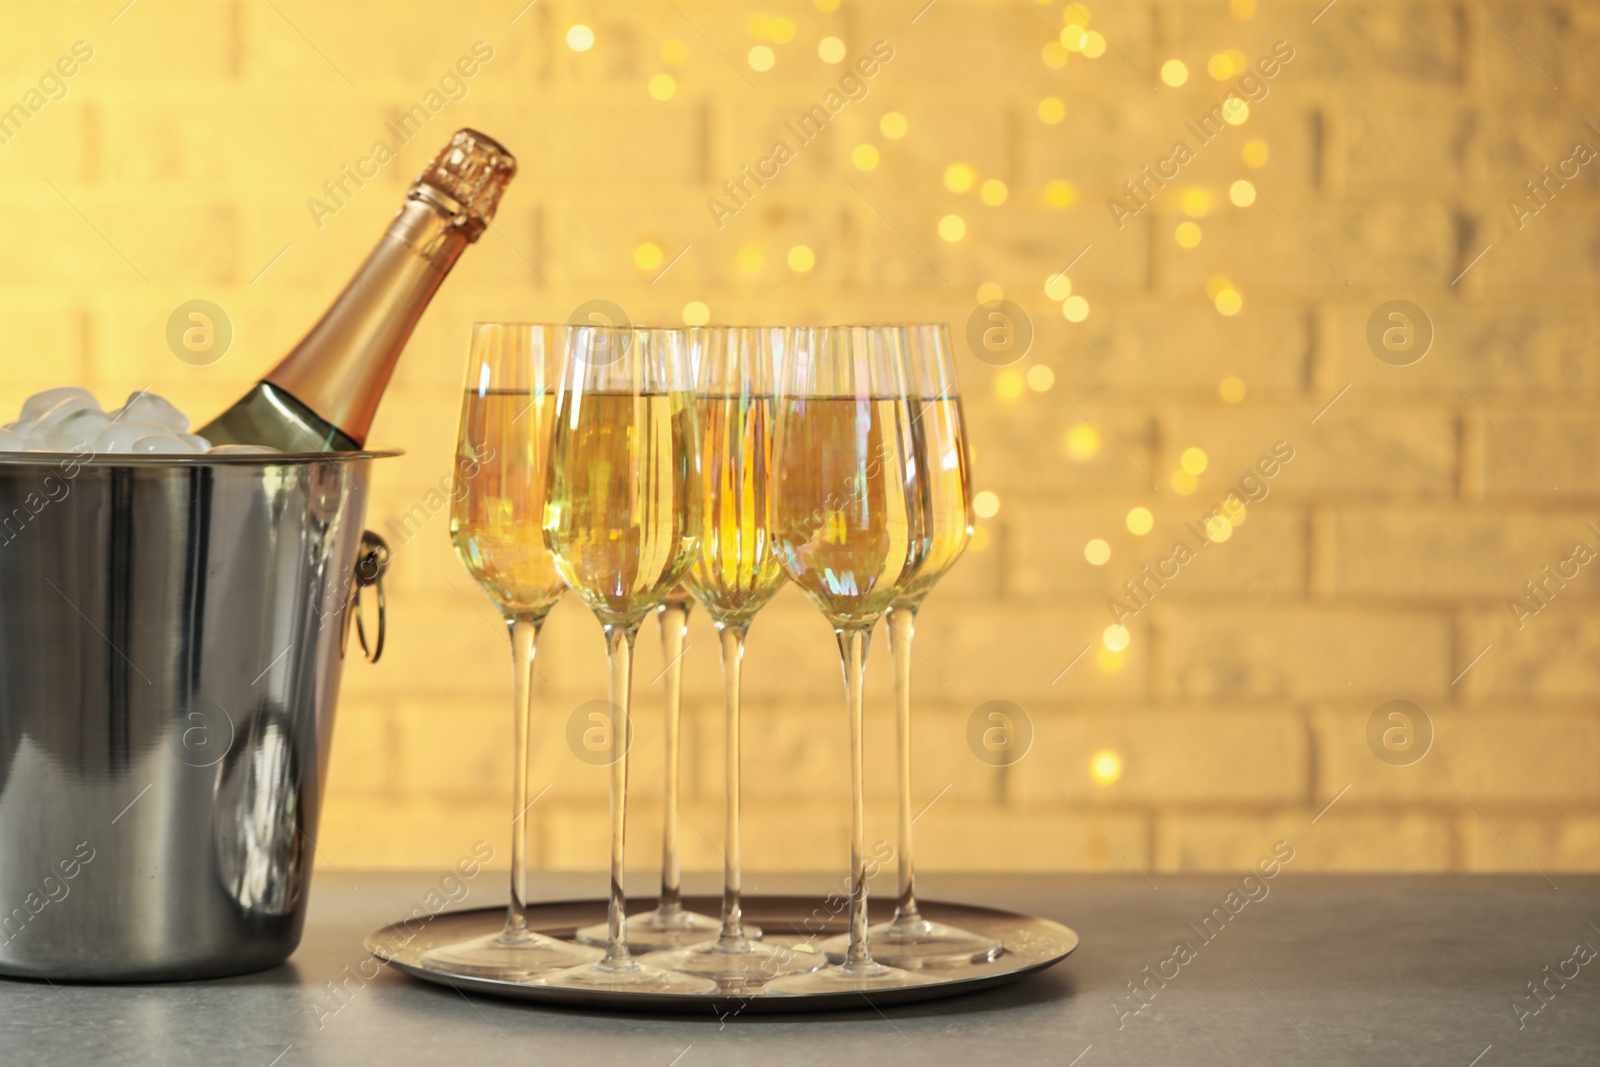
2,0,1598,877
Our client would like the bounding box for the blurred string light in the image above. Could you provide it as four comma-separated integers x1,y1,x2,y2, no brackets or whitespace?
1026,364,1054,391
944,163,976,193
1160,59,1188,86
818,36,846,63
976,281,1004,303
662,39,688,64
1208,53,1236,79
648,74,676,100
788,245,816,272
1090,750,1123,785
566,24,594,51
1084,538,1111,565
881,112,908,138
634,242,662,270
737,244,763,274
1125,506,1153,534
1231,0,1257,18
973,490,1000,518
1180,447,1208,475
1175,221,1202,248
995,369,1025,400
938,214,966,241
1229,179,1257,206
1103,624,1129,652
1098,648,1124,671
852,144,880,170
682,301,710,326
748,45,775,71
1082,33,1106,57
1065,423,1100,459
1038,96,1066,124
1223,98,1249,124
1062,295,1089,322
1219,376,1247,403
1044,273,1072,300
1042,42,1069,68
1208,276,1243,316
980,179,1008,206
1204,514,1233,542
1171,469,1198,494
1044,179,1078,207
1242,141,1269,168
1181,190,1211,217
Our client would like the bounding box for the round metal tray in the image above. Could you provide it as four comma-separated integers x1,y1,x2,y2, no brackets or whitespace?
366,895,1078,1014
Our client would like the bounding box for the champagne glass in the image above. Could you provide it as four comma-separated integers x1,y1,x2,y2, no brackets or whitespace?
536,325,715,994
764,326,936,993
820,324,1003,968
641,327,824,987
423,323,602,978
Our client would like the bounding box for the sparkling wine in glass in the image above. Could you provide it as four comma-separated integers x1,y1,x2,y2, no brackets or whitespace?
536,325,715,994
763,326,936,993
640,327,825,988
820,324,1003,968
422,323,602,979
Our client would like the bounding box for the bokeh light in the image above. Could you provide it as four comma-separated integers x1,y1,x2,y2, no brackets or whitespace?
1090,750,1123,784
1097,648,1125,672
1084,538,1111,566
1180,447,1208,475
1175,221,1202,248
1160,59,1188,86
980,179,1008,206
1038,97,1066,124
881,112,909,138
682,301,710,326
1044,273,1072,300
1215,288,1243,315
1065,423,1101,459
662,39,689,64
1220,376,1247,403
748,45,775,71
973,490,1001,518
1062,295,1089,322
944,163,976,193
647,74,676,101
736,244,764,274
566,25,595,51
1126,506,1154,535
1242,140,1270,168
818,36,846,63
1230,179,1257,206
1171,469,1198,494
1181,190,1211,217
852,144,880,170
995,370,1024,400
787,245,816,272
1103,624,1130,652
976,281,1004,303
1208,53,1236,79
938,214,967,241
1026,364,1054,391
1045,180,1078,207
633,242,663,270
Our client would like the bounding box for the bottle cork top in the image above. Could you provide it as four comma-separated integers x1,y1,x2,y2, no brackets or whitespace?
409,128,517,238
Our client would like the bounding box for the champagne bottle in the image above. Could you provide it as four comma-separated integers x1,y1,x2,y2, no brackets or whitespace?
200,128,517,451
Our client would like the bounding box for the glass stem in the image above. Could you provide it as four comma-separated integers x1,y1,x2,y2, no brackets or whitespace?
656,597,691,917
716,623,749,947
888,604,921,929
504,614,542,943
601,622,637,969
836,624,875,971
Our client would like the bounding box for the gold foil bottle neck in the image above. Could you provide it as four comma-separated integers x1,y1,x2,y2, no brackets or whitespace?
409,128,517,239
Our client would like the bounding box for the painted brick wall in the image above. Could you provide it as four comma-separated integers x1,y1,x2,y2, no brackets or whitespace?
2,0,1596,877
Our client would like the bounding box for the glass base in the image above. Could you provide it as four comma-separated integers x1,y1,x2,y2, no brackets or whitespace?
535,957,718,993
420,930,602,979
577,906,757,953
764,958,940,994
820,917,1004,968
640,937,827,989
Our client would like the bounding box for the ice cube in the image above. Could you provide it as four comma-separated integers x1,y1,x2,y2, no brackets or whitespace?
94,421,175,454
0,428,27,453
20,387,101,423
31,396,103,440
46,409,112,453
131,434,200,454
180,433,212,452
115,392,189,434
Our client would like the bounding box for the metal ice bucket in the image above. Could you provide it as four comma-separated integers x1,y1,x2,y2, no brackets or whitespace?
0,449,397,981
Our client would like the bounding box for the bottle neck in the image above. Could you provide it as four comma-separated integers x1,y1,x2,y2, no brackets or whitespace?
264,197,473,445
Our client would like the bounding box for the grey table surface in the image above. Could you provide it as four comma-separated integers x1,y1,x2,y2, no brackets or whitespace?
5,871,1597,1066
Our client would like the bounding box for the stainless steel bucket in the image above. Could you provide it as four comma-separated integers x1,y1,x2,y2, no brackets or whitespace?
0,449,397,981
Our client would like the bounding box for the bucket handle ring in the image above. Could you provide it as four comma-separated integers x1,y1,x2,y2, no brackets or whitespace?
350,531,390,663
